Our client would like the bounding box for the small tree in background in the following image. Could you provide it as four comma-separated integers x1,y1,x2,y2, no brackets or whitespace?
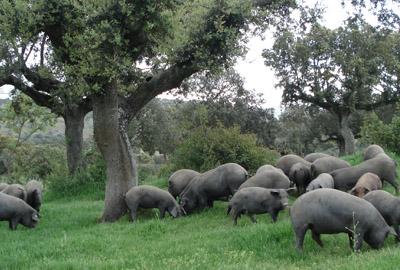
0,92,57,182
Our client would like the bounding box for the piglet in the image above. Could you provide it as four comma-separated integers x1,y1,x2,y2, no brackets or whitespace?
125,185,184,222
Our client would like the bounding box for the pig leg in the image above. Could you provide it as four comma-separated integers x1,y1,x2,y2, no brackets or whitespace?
129,203,139,222
247,213,257,224
232,210,241,226
9,220,18,230
392,222,400,242
294,226,308,252
269,209,279,223
311,231,324,247
159,208,166,220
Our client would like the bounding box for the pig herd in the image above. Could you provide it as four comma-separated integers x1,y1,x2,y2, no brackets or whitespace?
125,144,400,252
2,144,399,253
0,179,42,230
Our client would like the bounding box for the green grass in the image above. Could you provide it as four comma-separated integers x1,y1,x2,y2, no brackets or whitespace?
2,153,400,269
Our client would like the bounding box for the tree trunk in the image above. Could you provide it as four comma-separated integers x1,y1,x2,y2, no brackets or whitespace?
93,79,137,222
338,114,355,156
64,108,87,175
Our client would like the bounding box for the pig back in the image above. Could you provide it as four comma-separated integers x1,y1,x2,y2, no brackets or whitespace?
291,189,386,233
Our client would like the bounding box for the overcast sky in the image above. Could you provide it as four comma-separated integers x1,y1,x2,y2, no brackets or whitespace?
235,0,351,111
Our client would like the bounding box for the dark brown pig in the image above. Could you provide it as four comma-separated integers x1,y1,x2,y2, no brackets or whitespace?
290,189,396,252
350,173,382,198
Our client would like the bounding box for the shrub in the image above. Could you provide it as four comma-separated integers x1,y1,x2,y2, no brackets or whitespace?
169,124,276,174
360,113,400,155
46,149,106,199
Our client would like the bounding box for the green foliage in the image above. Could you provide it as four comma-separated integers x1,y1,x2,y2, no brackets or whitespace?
46,149,106,199
360,113,400,155
0,135,66,183
0,93,57,144
170,123,276,173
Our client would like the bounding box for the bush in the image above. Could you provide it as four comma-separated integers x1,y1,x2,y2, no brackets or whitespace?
169,124,276,174
360,113,400,155
46,149,106,199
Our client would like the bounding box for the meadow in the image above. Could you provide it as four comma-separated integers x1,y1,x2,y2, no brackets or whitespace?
1,155,400,270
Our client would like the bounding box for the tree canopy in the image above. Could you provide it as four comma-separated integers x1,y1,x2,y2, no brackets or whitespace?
263,10,400,155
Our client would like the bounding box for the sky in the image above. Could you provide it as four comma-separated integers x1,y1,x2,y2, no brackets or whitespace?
0,1,363,105
234,1,350,110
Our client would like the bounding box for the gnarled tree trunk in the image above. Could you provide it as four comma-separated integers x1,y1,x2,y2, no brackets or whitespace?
64,108,87,175
338,114,355,156
93,79,137,222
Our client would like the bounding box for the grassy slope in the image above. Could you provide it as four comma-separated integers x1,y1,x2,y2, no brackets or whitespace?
1,154,400,270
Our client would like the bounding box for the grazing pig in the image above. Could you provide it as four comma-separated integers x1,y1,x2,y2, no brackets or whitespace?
330,155,399,194
238,170,291,190
227,187,293,226
289,163,311,195
256,165,284,175
125,185,184,222
310,157,351,179
179,163,248,215
350,173,382,198
364,190,400,241
0,192,41,230
290,189,396,252
0,183,9,192
1,184,27,201
168,169,200,199
364,144,385,161
275,154,311,176
304,152,331,163
25,180,42,212
305,173,334,192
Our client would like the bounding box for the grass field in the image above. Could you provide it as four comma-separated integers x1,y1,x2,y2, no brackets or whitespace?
2,155,400,269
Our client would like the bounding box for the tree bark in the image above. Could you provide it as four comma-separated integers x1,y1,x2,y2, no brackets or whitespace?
93,79,136,222
64,108,87,175
338,114,355,156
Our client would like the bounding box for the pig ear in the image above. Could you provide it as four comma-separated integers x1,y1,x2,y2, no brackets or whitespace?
389,227,398,237
286,188,295,195
270,190,280,196
171,207,178,218
32,213,40,222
